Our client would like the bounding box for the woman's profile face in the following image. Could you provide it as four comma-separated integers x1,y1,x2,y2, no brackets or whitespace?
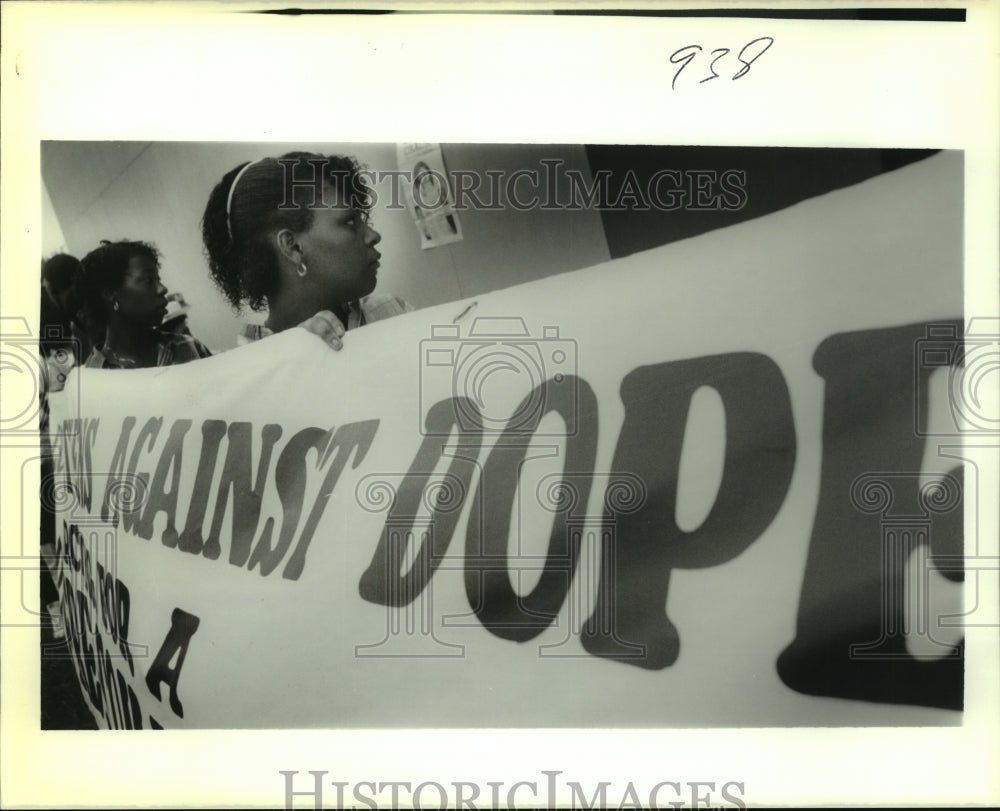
111,254,168,327
297,181,381,305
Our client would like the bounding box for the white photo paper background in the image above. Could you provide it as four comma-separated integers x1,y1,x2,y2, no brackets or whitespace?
2,4,999,810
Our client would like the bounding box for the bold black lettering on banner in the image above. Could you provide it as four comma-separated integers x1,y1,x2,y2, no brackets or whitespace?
210,422,284,565
136,419,193,545
96,633,122,728
359,398,483,606
95,632,141,729
114,576,134,674
931,465,964,585
177,420,227,555
90,416,379,581
100,416,136,523
75,575,94,636
234,423,317,573
65,521,83,573
777,321,964,710
58,418,99,513
97,561,134,673
120,417,162,534
466,376,599,641
145,607,201,718
97,561,115,635
582,354,796,669
62,580,104,712
56,520,147,729
259,419,379,580
116,669,142,729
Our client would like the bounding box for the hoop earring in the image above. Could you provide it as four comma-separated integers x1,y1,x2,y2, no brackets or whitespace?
297,262,308,277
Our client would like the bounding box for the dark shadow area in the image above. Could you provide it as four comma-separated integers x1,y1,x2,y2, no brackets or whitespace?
41,569,97,730
585,146,940,259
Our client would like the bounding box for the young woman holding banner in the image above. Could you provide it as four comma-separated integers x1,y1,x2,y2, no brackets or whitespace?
201,151,410,349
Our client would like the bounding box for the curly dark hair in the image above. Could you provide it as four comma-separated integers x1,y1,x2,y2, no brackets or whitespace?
41,253,81,292
201,151,373,312
77,240,161,333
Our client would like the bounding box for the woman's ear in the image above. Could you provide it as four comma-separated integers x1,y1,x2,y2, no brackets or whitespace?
274,229,302,266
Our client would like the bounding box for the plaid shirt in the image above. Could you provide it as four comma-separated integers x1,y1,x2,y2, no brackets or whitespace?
237,294,414,346
84,329,212,369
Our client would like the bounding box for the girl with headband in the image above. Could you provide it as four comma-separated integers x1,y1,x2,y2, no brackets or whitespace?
202,151,410,349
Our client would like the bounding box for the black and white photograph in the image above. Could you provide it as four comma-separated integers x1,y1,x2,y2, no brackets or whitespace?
3,3,999,809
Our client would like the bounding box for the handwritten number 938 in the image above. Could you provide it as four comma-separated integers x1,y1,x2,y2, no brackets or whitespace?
670,37,774,90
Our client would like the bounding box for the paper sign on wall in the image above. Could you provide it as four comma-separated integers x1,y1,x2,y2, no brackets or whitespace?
397,143,464,249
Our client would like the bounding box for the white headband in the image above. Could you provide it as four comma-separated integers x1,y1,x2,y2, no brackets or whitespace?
225,159,260,240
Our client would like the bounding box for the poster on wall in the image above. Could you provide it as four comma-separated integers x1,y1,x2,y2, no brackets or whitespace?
397,142,464,249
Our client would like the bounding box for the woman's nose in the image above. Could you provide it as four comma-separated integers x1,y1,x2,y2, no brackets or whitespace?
366,225,382,246
157,281,168,297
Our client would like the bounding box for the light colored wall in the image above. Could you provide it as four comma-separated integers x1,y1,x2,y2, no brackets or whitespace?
42,142,610,352
42,183,68,256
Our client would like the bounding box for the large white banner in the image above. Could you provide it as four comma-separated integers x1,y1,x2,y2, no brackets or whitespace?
48,151,973,729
